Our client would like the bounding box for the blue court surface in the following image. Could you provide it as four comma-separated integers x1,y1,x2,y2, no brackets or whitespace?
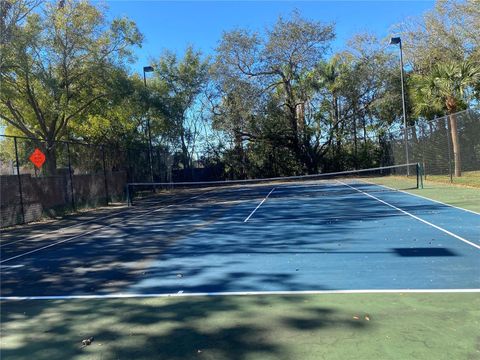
1,180,479,299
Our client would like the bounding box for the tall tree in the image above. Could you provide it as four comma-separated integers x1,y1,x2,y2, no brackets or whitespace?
0,0,142,173
153,47,210,170
411,60,480,176
215,11,334,172
394,0,480,75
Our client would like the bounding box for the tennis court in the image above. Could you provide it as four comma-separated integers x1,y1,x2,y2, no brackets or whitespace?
1,165,479,359
1,164,479,298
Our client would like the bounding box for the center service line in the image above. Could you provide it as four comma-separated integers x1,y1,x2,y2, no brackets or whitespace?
244,187,276,223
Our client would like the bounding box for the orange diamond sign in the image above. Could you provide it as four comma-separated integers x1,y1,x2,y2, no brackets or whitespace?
29,148,46,169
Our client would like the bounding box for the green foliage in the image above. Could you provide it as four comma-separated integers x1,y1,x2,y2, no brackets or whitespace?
151,46,211,169
1,1,478,180
0,0,142,143
411,60,480,116
214,11,335,174
393,0,479,73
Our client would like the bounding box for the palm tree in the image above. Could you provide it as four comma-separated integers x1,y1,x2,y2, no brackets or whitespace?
411,60,480,177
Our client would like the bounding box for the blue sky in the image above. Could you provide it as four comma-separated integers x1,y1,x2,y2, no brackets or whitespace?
103,0,435,74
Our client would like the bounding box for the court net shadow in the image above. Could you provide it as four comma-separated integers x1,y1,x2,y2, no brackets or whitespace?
393,247,458,257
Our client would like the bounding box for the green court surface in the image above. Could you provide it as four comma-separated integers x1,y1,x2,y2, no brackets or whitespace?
371,175,480,213
1,293,479,360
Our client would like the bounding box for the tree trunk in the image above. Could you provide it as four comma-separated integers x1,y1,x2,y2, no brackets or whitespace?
234,130,245,179
44,145,57,176
362,117,367,146
296,102,305,133
333,96,341,159
180,132,189,170
286,102,304,171
449,113,461,177
353,116,357,168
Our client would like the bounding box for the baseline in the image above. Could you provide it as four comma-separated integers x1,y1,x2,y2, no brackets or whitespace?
2,288,479,301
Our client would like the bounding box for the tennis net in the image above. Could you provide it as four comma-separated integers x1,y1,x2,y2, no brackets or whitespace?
126,163,422,207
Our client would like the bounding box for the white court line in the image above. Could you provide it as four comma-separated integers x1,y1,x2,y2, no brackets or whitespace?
1,288,479,301
0,192,208,264
0,189,199,247
0,265,25,269
337,180,480,250
0,206,134,247
244,188,275,222
360,179,480,216
0,225,116,264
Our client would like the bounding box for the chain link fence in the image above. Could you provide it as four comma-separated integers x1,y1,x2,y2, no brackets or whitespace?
385,109,480,182
2,109,478,227
0,136,173,228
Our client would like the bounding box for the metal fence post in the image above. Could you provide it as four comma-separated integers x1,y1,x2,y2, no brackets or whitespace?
419,163,424,189
445,116,453,183
66,142,75,210
13,136,25,224
102,146,109,205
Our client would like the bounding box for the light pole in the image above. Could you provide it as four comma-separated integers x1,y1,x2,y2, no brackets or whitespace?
389,37,410,173
143,65,154,182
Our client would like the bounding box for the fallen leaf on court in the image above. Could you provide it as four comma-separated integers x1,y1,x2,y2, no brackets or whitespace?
353,316,360,320
177,274,183,278
81,337,94,348
365,315,370,321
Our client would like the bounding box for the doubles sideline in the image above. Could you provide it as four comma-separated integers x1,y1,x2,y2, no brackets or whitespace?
0,192,209,264
359,179,480,216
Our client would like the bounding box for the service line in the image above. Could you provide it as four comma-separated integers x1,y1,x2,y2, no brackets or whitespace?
337,180,480,250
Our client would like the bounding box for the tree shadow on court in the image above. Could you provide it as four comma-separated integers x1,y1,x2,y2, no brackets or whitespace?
1,293,372,360
2,183,474,358
0,184,471,297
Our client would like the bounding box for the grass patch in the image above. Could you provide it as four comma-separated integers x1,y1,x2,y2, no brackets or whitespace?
369,172,480,213
423,170,480,188
1,293,479,360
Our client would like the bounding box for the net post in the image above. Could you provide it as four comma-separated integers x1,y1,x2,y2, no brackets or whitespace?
416,163,419,189
416,163,423,189
126,183,132,206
